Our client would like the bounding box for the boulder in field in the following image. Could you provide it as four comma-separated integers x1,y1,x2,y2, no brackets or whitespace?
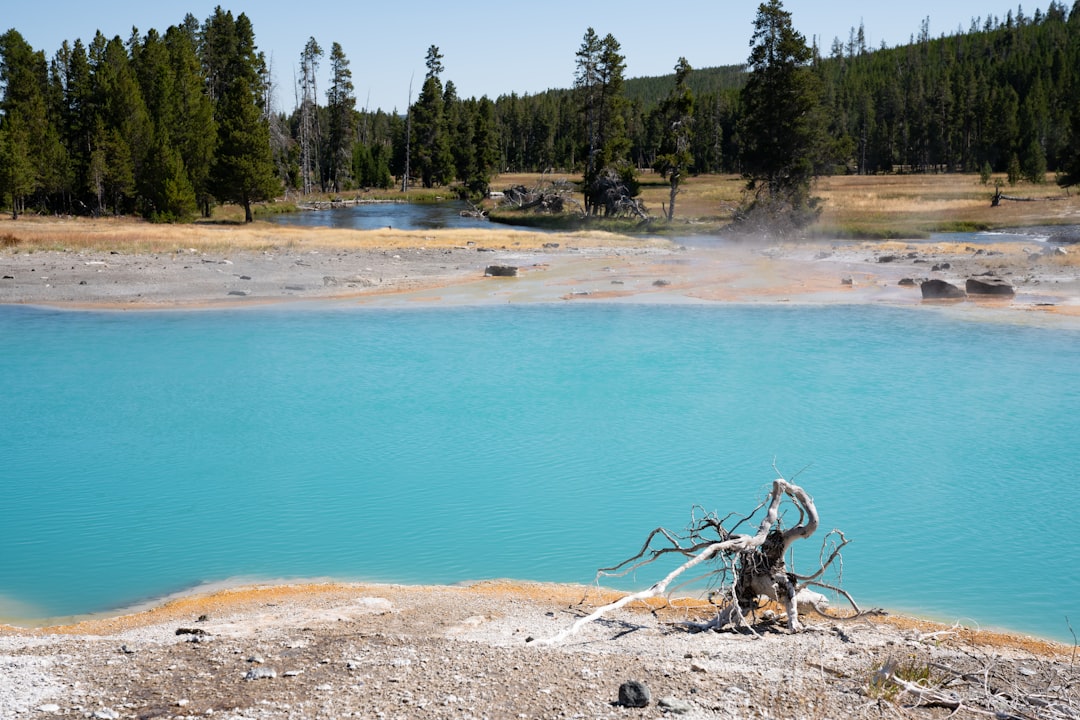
617,680,651,708
920,279,965,299
484,265,518,277
966,276,1014,296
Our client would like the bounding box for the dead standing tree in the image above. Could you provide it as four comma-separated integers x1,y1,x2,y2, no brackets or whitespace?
534,477,855,645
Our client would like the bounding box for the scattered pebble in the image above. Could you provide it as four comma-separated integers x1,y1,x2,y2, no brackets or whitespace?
244,667,277,681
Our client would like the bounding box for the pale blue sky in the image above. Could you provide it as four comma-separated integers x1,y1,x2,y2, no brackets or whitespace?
3,1,1051,111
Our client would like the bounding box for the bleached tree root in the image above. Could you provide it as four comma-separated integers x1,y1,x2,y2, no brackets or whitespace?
533,477,855,645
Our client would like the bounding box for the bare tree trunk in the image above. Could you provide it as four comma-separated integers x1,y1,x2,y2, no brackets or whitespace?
533,477,853,645
667,172,679,221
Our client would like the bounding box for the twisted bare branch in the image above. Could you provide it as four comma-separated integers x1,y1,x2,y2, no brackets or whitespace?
533,476,853,644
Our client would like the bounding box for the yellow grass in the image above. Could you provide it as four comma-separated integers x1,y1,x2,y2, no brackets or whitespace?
814,173,1080,237
0,213,658,255
493,171,1080,235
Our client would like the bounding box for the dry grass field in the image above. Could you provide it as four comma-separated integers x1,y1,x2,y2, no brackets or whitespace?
1,172,1077,253
813,173,1080,237
0,213,646,255
489,170,1080,238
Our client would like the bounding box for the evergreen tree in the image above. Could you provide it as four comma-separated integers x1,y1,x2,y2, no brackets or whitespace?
56,39,93,210
574,28,632,213
443,81,469,180
0,114,35,218
89,34,151,214
468,96,501,196
0,29,65,215
596,33,629,169
132,28,197,221
410,45,454,188
574,28,603,179
737,0,824,232
297,37,322,194
207,11,279,221
325,42,355,192
164,25,216,216
652,58,695,220
1056,1,1080,188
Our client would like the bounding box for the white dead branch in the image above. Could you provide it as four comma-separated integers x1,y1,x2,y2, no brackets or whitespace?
533,476,856,645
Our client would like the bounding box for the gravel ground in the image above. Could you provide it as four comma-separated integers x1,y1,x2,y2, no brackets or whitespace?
2,237,1078,318
1,582,1075,720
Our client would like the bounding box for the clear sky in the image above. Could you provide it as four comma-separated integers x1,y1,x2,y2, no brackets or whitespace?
3,1,1051,112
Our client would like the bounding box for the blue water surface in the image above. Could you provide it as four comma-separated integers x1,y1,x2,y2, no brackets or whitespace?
1,303,1078,640
266,200,495,231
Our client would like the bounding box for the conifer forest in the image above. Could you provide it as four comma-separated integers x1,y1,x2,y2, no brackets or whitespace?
1,2,1079,223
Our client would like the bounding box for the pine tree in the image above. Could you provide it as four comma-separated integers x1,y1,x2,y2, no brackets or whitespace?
596,33,629,169
410,46,453,188
0,115,35,218
297,37,322,194
164,25,216,216
574,28,603,179
56,39,93,209
737,0,824,232
325,42,355,192
207,11,279,221
468,96,501,196
652,58,695,220
1056,2,1080,188
90,34,151,214
0,29,64,216
574,28,631,214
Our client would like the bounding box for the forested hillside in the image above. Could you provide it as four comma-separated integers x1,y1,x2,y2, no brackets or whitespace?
1,2,1078,221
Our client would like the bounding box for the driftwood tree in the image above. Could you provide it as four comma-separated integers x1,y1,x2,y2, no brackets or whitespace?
587,167,648,220
535,476,854,644
500,178,583,215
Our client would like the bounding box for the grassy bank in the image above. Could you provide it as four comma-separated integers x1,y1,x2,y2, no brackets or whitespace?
488,171,1080,239
2,173,1077,251
0,214,660,255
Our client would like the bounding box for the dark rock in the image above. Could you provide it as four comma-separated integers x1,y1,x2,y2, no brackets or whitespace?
227,290,249,296
920,279,966,299
652,279,671,287
485,265,518,277
176,627,208,636
931,262,951,271
617,680,651,708
840,277,853,286
877,255,898,263
966,276,1015,296
898,278,916,286
543,242,560,249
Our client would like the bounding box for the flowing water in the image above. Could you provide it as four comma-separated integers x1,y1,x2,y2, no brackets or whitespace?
267,200,495,232
2,303,1078,640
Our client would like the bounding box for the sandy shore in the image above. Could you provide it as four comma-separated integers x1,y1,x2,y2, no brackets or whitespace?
2,580,1076,719
3,225,1080,717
